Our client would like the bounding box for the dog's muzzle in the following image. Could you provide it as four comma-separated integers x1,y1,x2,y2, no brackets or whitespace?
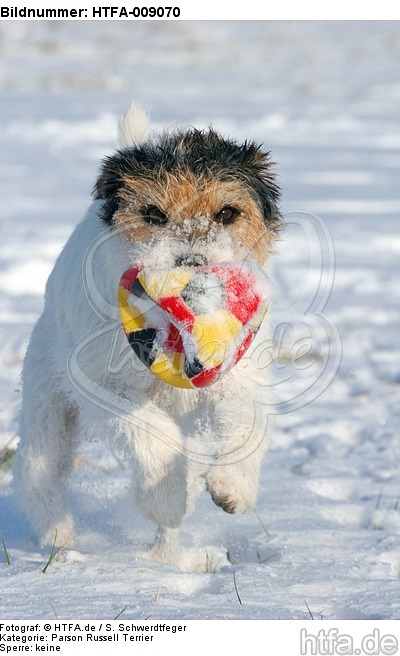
175,254,208,268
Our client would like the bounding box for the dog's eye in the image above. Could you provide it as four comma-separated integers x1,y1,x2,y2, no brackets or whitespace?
215,206,240,225
142,206,168,226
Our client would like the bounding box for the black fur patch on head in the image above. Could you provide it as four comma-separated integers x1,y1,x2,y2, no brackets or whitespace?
94,128,282,230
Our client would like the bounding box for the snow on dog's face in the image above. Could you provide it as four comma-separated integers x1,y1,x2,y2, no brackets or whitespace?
93,128,282,268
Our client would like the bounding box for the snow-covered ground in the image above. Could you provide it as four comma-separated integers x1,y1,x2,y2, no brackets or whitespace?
1,20,400,620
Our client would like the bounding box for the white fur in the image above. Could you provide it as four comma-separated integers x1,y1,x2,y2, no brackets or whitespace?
118,102,150,148
13,107,274,573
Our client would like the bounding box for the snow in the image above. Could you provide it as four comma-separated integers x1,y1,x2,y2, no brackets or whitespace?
1,20,400,621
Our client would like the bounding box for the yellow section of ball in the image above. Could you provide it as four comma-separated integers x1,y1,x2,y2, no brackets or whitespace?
150,352,193,389
192,309,243,369
138,268,193,300
118,285,147,333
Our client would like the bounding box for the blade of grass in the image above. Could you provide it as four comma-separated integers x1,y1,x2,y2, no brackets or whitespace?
42,530,58,574
253,509,271,538
1,533,11,565
205,550,209,574
0,436,17,472
305,600,314,619
375,487,384,510
233,571,243,605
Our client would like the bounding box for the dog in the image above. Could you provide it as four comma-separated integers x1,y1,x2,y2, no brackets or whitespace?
14,104,282,572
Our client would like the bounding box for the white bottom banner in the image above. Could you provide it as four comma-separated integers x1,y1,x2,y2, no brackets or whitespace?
0,621,399,655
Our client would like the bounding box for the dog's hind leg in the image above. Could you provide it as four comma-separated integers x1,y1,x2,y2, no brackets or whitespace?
14,393,79,547
14,329,79,547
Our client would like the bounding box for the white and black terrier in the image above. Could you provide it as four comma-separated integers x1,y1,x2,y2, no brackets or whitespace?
14,104,281,572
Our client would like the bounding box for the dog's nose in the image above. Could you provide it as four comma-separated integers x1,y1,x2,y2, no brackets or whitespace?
175,254,208,268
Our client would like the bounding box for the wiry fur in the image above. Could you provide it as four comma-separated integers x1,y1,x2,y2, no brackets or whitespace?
14,105,281,572
95,127,281,234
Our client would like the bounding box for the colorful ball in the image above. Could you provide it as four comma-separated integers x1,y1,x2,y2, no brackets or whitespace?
118,264,270,389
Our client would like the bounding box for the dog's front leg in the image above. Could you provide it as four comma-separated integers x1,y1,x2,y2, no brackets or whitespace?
127,401,229,573
124,403,190,567
125,402,188,530
206,393,272,515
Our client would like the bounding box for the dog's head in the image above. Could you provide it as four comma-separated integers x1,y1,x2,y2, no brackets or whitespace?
94,107,282,269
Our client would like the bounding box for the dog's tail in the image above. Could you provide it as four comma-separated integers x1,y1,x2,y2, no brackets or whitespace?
118,102,150,148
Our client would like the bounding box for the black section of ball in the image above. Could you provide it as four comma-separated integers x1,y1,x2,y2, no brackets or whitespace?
130,278,150,299
128,328,157,368
184,356,204,379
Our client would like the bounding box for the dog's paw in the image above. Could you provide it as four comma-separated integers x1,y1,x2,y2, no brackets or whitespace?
146,544,230,573
178,546,230,573
206,471,256,515
55,548,87,564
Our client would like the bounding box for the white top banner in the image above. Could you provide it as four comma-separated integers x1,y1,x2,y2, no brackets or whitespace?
0,0,399,20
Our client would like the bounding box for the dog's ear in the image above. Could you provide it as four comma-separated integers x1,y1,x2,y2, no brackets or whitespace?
245,145,282,234
94,104,150,224
93,153,125,224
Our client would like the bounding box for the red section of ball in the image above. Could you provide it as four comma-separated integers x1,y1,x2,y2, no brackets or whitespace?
232,329,254,366
191,364,222,388
225,278,260,325
164,323,185,353
120,268,140,291
209,266,261,325
157,296,196,330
